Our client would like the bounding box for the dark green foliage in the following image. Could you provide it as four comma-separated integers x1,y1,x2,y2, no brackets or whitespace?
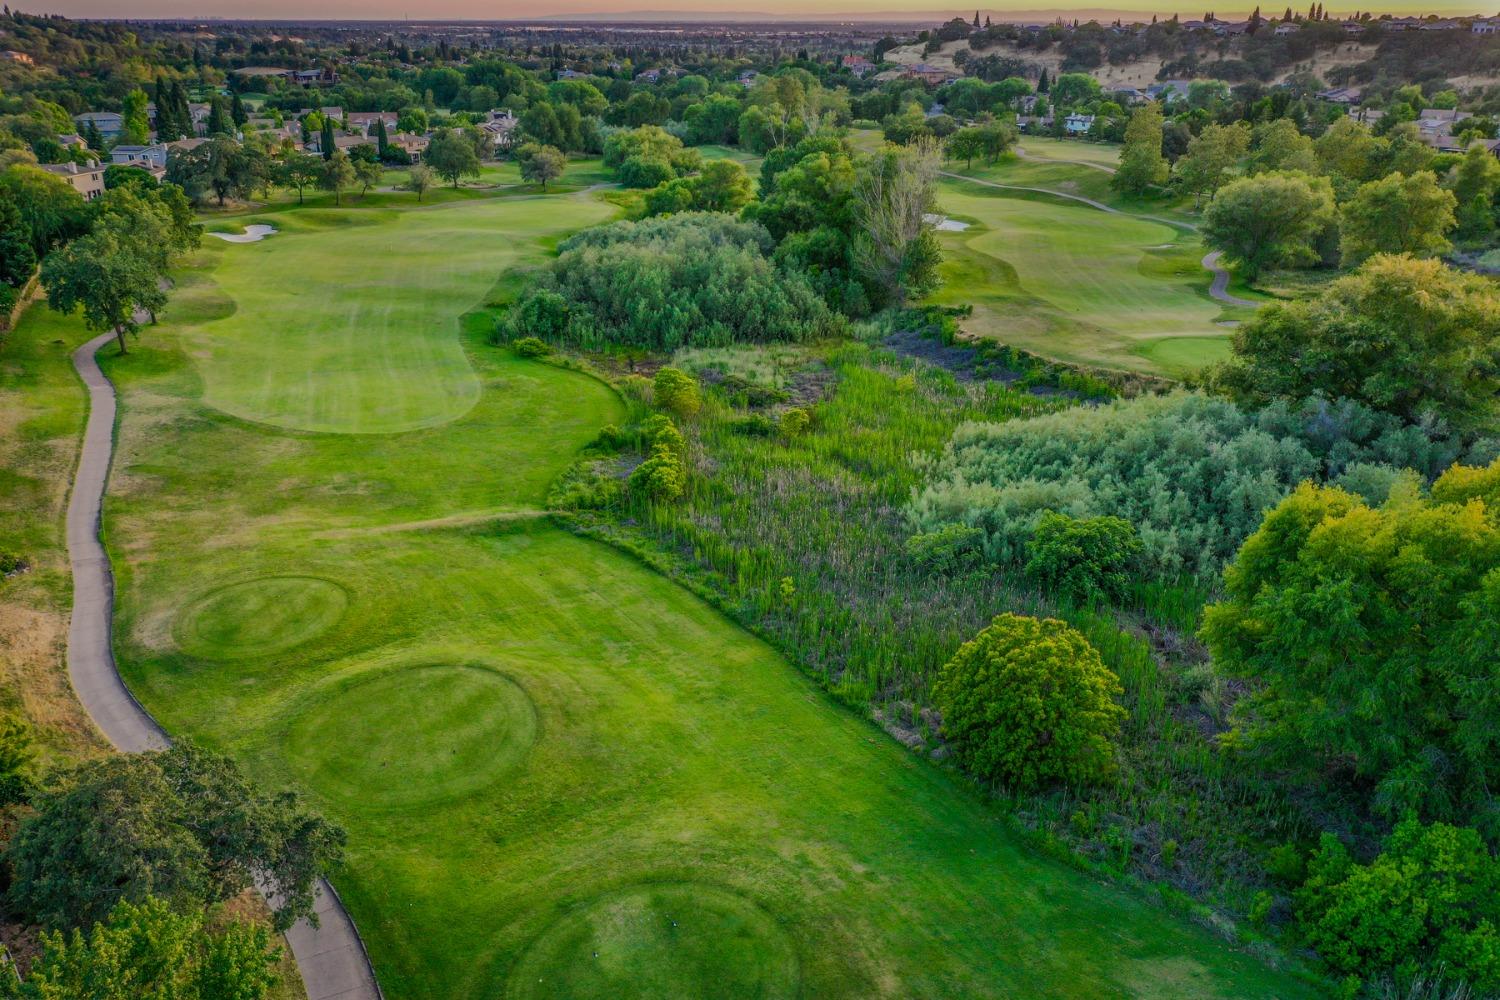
1297,820,1500,993
912,391,1490,580
0,713,35,806
1211,255,1500,434
932,613,1124,790
506,214,839,352
4,895,282,1000
1202,462,1500,833
0,187,36,289
617,154,674,189
1023,512,1142,603
5,742,344,932
905,522,984,576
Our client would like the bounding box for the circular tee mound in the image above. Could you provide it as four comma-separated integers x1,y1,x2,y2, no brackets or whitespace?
282,664,538,809
509,883,799,1000
176,575,348,660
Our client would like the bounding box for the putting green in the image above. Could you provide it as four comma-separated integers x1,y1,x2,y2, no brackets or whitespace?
96,188,1314,999
508,883,798,1000
192,193,614,434
281,664,537,809
930,181,1240,375
176,576,349,660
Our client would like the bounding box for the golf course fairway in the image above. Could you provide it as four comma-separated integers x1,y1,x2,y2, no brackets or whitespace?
93,187,1313,999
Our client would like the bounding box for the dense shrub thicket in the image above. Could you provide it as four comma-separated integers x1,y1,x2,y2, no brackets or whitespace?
910,391,1495,580
503,213,840,351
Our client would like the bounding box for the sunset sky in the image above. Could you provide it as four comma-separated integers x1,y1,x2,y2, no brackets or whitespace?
38,0,1483,21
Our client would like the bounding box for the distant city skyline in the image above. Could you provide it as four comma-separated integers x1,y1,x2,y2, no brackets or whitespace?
32,0,1487,21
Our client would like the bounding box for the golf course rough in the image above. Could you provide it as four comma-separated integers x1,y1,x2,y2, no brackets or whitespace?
96,185,1316,999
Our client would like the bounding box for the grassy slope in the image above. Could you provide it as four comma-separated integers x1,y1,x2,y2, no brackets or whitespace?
101,190,1313,999
0,305,109,766
929,151,1259,376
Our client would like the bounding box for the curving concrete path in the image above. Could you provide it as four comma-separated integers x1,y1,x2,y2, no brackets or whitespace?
67,331,383,1000
1201,250,1259,307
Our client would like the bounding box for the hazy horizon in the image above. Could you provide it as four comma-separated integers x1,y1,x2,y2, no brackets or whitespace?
24,1,1491,23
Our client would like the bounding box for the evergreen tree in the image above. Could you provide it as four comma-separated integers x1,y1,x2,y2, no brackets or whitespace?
1037,67,1049,93
82,119,105,152
206,98,233,136
320,116,335,160
153,78,178,142
230,93,248,127
972,9,980,27
374,117,389,157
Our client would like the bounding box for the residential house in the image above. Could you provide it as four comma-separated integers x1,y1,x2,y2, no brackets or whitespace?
109,143,169,169
1113,86,1148,104
1474,17,1500,33
346,111,398,137
292,67,337,87
40,160,105,200
557,68,588,80
1420,19,1461,30
737,69,758,87
479,109,519,151
389,132,428,161
1274,21,1301,35
1064,113,1095,134
1146,80,1192,102
841,54,874,76
73,111,124,141
0,50,32,64
903,63,958,85
1382,16,1424,30
636,68,663,83
1316,86,1363,105
57,133,89,150
1342,20,1366,34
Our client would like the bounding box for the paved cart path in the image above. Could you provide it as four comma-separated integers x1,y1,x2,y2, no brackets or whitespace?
67,329,383,1000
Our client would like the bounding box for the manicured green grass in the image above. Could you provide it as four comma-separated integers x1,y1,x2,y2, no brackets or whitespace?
186,191,614,433
1019,135,1123,168
97,190,1314,999
930,180,1245,375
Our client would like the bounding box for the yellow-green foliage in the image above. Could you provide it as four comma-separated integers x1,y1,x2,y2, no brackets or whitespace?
932,613,1124,791
652,366,701,419
1202,458,1500,829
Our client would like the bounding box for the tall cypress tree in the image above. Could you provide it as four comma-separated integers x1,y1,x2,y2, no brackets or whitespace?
320,117,335,160
230,93,247,127
207,98,232,136
153,78,177,141
170,79,192,138
374,117,389,158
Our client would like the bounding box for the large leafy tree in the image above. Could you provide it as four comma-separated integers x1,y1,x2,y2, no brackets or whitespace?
1174,121,1250,209
4,895,282,1000
852,140,943,307
515,142,566,189
1210,254,1500,431
933,613,1124,790
1297,820,1500,992
167,138,264,208
40,230,163,354
1339,170,1456,265
424,128,481,188
1201,171,1335,280
1447,143,1500,240
1112,100,1168,196
1201,461,1500,831
5,742,344,932
0,164,88,257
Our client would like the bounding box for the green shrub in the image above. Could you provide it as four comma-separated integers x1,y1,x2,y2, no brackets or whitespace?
618,154,674,189
507,288,569,340
1297,820,1500,993
505,214,839,352
779,407,810,438
653,367,701,419
931,613,1124,791
510,336,551,359
0,713,35,806
904,523,984,576
629,443,686,502
1023,511,1142,603
912,391,1492,580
